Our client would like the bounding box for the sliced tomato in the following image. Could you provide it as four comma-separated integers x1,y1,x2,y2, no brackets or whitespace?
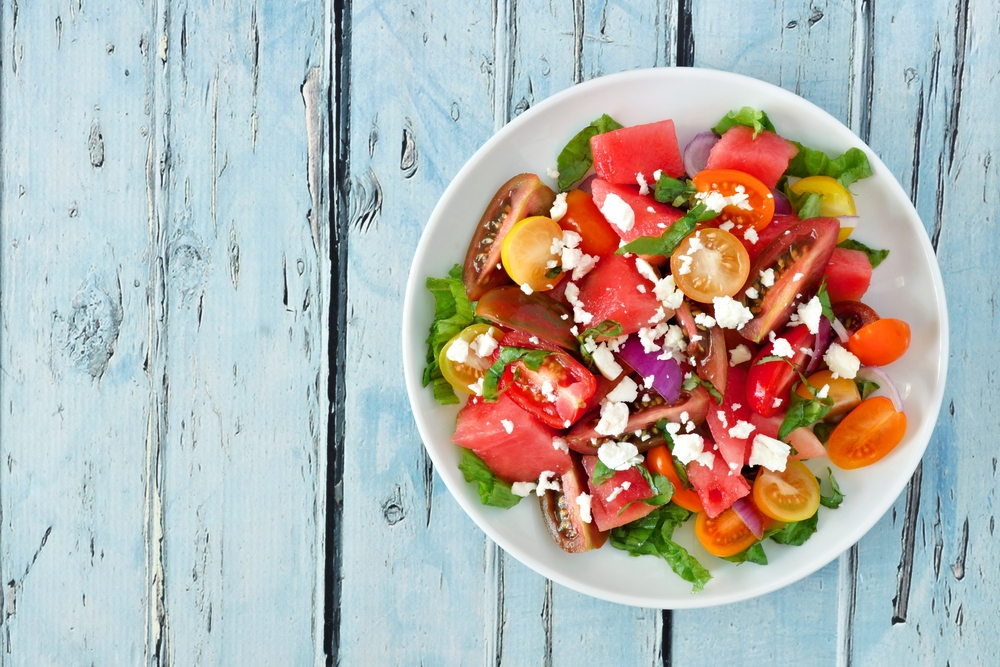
827,396,907,469
795,369,861,418
745,324,816,417
705,364,754,470
463,174,556,300
500,215,566,292
558,190,621,257
438,324,504,395
670,228,751,303
692,168,775,230
476,286,577,350
832,300,880,335
847,318,911,366
495,331,596,429
646,445,704,513
744,213,800,263
675,300,728,396
695,506,765,557
739,217,840,343
752,460,821,522
686,449,751,518
540,454,608,553
825,247,872,303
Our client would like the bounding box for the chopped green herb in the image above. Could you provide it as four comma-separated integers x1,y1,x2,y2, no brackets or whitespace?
713,106,777,138
783,180,824,219
682,373,724,405
785,143,873,188
721,541,769,565
609,503,712,592
618,465,674,514
577,319,623,367
458,449,522,508
818,468,845,509
422,264,476,405
616,202,716,257
855,378,880,400
591,459,616,486
766,512,818,545
778,381,833,441
837,238,890,269
556,114,624,191
816,277,835,323
482,346,551,402
812,422,836,445
654,175,698,206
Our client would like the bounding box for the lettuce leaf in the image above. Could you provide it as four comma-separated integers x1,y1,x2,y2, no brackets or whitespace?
713,106,777,138
458,449,522,508
785,143,873,187
556,114,624,191
609,503,712,592
818,468,845,509
422,265,476,404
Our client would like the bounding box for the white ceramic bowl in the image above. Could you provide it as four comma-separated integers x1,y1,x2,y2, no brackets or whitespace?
401,68,948,608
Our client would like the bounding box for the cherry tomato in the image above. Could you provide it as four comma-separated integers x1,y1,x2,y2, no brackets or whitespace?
832,301,880,335
476,286,577,350
745,324,816,417
695,507,767,557
670,228,751,303
675,300,728,395
789,175,856,217
540,456,608,553
752,460,821,522
692,169,775,230
438,324,504,395
795,369,862,418
558,190,621,257
847,318,911,366
500,215,566,292
646,445,704,513
827,396,907,469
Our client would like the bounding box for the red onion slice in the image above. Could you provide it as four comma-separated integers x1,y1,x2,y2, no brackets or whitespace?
731,496,767,540
856,366,905,412
831,317,850,343
771,188,792,215
837,215,860,229
577,173,598,194
617,336,682,404
805,317,832,373
682,132,719,177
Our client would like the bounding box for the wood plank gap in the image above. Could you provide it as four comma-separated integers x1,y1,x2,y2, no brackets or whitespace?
660,610,672,667
491,0,515,130
325,0,352,665
836,545,858,667
852,0,875,143
572,0,584,83
541,579,553,667
484,544,505,667
933,0,970,248
675,0,694,68
658,0,678,68
892,461,923,624
0,0,7,653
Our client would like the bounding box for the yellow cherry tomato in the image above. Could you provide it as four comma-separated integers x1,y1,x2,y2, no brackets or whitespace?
753,460,822,522
789,176,857,217
500,216,565,292
438,324,503,395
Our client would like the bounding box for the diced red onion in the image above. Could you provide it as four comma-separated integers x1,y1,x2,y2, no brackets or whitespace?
806,317,832,373
617,336,682,404
731,497,767,540
856,366,905,412
683,132,719,177
831,317,850,343
577,173,598,194
771,188,792,215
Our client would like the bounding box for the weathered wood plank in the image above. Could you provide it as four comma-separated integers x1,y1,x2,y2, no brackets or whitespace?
0,2,154,663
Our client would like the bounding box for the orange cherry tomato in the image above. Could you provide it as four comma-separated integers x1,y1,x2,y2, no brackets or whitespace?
827,396,907,469
847,318,911,366
646,445,704,513
795,370,862,418
695,507,768,557
669,228,751,303
558,190,621,257
752,460,821,522
692,168,775,230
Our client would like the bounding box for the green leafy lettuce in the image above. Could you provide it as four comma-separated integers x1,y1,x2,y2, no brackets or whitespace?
713,106,777,138
556,114,624,191
609,503,712,592
783,181,824,220
765,512,819,546
837,238,890,269
654,175,698,207
785,143,873,187
423,264,476,404
458,449,521,509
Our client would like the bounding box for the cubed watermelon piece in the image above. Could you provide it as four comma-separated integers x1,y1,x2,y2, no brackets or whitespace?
590,119,685,184
452,394,571,484
582,456,658,531
686,449,751,518
705,126,799,189
590,179,685,244
575,252,662,335
705,364,755,470
824,247,872,302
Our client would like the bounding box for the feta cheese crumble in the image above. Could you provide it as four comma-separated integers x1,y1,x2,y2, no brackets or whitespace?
536,471,561,495
797,296,823,335
816,383,831,399
743,227,759,244
552,437,569,453
546,167,560,180
511,481,537,497
694,312,717,329
759,268,775,288
595,401,629,437
824,343,861,379
576,493,593,523
749,434,791,472
520,283,533,295
713,296,754,330
500,419,514,434
636,172,649,196
671,433,705,465
728,420,756,440
605,376,639,404
597,441,643,471
729,344,752,366
771,337,795,359
592,344,623,380
600,193,636,232
470,333,498,358
745,286,759,300
446,338,470,363
549,192,568,222
792,272,804,282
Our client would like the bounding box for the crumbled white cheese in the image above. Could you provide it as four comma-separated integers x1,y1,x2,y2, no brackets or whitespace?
470,332,498,358
647,206,656,214
446,338,470,363
685,421,696,433
592,344,623,380
719,220,735,232
606,335,628,353
597,441,643,471
728,420,756,440
500,419,514,434
520,283,533,295
636,172,649,196
743,227,759,244
546,167,560,180
671,433,705,465
637,284,647,294
745,286,759,300
549,192,568,222
797,296,823,335
695,451,715,469
576,493,592,523
552,437,569,453
676,254,693,275
653,275,685,310
716,410,729,429
800,347,813,356
749,434,791,472
713,296,754,330
653,169,662,181
512,481,537,497
771,337,795,359
606,376,639,403
648,306,666,324
635,257,659,284
595,401,630,436
600,193,635,232
772,397,782,408
824,343,860,379
817,383,831,399
606,485,626,503
680,411,689,423
540,380,557,403
695,312,717,329
760,268,775,288
729,344,752,366
536,471,561,495
529,336,540,345
642,375,655,390
468,378,484,396
570,325,579,336
792,272,804,282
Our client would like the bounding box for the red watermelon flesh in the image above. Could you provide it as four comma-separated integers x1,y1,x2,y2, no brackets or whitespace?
452,394,571,484
705,126,799,189
590,179,685,244
590,119,685,184
705,365,755,470
582,456,658,531
824,247,872,302
686,449,751,518
574,252,663,335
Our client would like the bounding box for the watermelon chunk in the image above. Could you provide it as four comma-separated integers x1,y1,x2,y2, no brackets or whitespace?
824,247,872,302
582,456,658,531
705,364,755,470
574,252,662,336
686,449,751,518
705,126,799,189
452,394,571,484
590,179,685,244
590,119,685,184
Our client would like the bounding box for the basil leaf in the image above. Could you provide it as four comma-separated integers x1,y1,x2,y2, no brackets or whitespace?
785,143,873,188
681,374,724,405
609,504,711,592
422,264,476,404
591,459,616,486
812,422,836,445
767,512,818,546
713,106,777,138
457,449,521,509
721,541,769,565
816,277,835,322
556,114,624,191
837,238,890,269
819,467,845,509
654,175,697,204
579,319,623,341
855,378,880,400
755,355,790,365
778,383,833,441
616,211,698,257
783,181,824,220
482,346,551,401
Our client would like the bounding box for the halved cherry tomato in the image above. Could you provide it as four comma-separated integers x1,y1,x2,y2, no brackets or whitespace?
438,324,504,395
646,445,704,513
795,369,861,418
695,506,767,557
832,300,879,335
558,190,621,257
827,396,907,469
500,216,565,292
692,169,775,230
746,324,816,417
540,455,608,553
670,228,751,303
494,331,596,429
789,175,856,217
752,460,821,522
476,286,577,350
847,318,911,366
675,300,728,395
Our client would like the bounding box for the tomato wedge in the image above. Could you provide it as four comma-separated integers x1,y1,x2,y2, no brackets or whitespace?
646,445,704,513
500,215,566,292
675,300,728,396
476,286,577,350
827,396,907,469
695,506,767,557
795,369,861,418
745,324,816,417
558,190,621,257
670,228,751,303
752,460,821,522
847,318,911,366
693,169,775,230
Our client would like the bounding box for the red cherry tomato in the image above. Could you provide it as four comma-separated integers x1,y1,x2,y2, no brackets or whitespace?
692,168,775,231
558,189,621,257
745,325,816,417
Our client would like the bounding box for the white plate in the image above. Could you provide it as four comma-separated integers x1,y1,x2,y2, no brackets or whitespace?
401,68,948,608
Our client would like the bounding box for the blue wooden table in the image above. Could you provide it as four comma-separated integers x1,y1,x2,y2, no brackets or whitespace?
2,1,991,664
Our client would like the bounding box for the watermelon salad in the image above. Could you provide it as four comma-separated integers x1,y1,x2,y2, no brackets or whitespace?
421,106,911,592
